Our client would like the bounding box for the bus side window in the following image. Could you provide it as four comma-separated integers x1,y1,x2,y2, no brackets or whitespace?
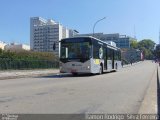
118,51,121,60
114,51,118,60
93,45,101,59
103,47,106,60
107,48,111,60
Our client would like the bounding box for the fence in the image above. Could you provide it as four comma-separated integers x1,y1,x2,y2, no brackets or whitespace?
0,59,59,70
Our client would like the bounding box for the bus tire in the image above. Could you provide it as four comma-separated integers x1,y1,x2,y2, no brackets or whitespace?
72,73,78,76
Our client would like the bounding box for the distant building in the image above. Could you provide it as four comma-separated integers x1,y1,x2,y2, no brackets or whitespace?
4,43,30,51
76,33,134,49
121,49,142,63
30,17,78,56
0,41,6,50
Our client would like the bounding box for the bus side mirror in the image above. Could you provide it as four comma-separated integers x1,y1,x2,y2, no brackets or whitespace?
53,42,56,50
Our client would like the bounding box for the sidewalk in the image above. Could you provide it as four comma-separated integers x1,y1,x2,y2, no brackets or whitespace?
0,61,142,80
122,61,142,68
0,69,59,80
138,63,157,114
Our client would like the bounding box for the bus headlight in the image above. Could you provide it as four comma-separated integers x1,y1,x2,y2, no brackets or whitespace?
82,66,90,70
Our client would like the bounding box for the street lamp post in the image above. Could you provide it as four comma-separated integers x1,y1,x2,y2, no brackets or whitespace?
93,17,106,37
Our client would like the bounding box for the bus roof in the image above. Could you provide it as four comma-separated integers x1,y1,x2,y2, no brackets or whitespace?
61,36,120,50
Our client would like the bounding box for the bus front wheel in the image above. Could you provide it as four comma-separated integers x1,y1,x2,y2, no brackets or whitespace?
72,73,78,76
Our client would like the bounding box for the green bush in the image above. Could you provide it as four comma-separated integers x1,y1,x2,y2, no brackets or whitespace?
0,59,59,70
0,49,59,70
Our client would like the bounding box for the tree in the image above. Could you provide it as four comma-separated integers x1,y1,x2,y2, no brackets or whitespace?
130,40,138,49
138,39,155,50
137,39,155,59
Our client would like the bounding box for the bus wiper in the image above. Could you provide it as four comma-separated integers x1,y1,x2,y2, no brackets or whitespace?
80,58,89,63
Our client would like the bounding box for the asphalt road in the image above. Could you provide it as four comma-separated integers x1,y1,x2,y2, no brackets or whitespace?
0,61,157,114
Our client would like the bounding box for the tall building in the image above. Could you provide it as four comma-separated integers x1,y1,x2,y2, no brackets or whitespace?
76,33,134,49
30,17,77,56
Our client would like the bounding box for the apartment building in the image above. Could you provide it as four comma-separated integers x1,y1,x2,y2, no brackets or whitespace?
30,17,78,56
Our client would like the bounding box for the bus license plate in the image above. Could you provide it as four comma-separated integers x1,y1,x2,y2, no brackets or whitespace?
71,69,77,73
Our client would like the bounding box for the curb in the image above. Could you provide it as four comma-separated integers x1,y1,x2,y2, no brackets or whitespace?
122,61,142,68
0,69,59,80
138,65,157,114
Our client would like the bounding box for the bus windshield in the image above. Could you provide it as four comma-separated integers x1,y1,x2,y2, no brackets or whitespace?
60,39,91,60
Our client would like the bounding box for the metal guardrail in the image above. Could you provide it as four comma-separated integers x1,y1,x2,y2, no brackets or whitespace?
0,59,59,70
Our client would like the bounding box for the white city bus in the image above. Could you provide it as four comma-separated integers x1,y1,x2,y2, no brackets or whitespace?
59,36,122,75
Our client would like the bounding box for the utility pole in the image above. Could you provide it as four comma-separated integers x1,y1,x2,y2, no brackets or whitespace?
93,17,106,37
134,25,137,40
159,27,160,44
